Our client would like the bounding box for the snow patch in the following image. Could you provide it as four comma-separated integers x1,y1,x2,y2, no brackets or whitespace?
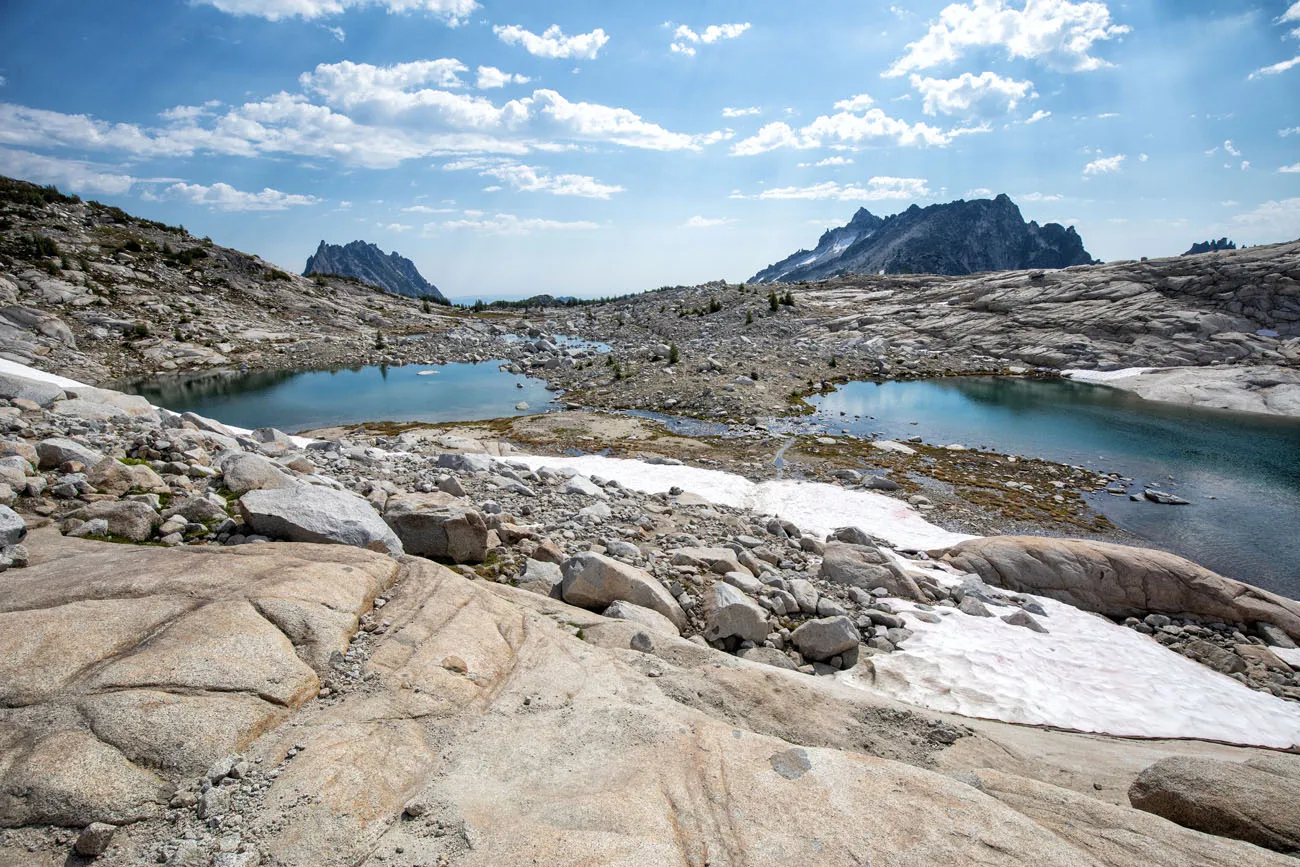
511,453,972,550
1064,367,1160,384
850,593,1300,748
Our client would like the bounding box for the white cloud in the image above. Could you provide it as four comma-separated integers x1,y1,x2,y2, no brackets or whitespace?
1138,152,1148,162
670,22,751,55
401,204,456,213
442,157,624,198
722,106,761,118
681,215,736,228
1241,160,1251,170
731,100,952,155
1082,153,1125,175
1020,191,1063,201
429,213,601,234
150,181,320,211
752,177,931,201
833,93,876,112
1024,108,1051,123
965,187,994,197
1249,55,1300,79
475,66,530,89
884,0,1130,77
1281,126,1300,136
1280,163,1300,173
1224,139,1241,157
1232,198,1300,239
798,156,855,167
0,59,718,170
494,24,609,60
0,147,136,194
910,71,1035,115
325,25,346,41
195,0,478,26
379,222,413,232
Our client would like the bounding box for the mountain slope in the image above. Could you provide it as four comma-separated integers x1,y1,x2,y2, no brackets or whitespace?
304,240,446,302
751,194,1093,283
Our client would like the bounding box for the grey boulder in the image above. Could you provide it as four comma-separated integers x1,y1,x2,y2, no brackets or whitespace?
560,552,686,630
702,582,769,643
239,485,403,556
791,616,860,661
70,501,159,543
0,505,26,546
603,600,681,636
383,491,489,564
818,542,923,600
36,437,105,470
220,452,295,496
0,371,65,407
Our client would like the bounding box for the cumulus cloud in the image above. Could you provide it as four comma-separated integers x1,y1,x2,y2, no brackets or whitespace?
669,22,751,55
0,59,721,171
195,0,478,26
731,99,952,155
0,147,136,194
494,24,609,60
681,215,736,228
798,156,854,167
833,93,876,112
1224,139,1241,157
476,66,530,89
965,186,994,197
1232,197,1300,239
379,222,413,232
910,71,1035,115
751,177,931,201
149,181,320,211
428,213,601,234
442,157,624,198
1280,163,1300,173
1082,153,1125,175
884,0,1129,77
1023,108,1051,123
722,106,761,118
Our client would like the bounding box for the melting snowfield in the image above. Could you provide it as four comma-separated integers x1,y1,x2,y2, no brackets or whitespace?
516,453,1300,749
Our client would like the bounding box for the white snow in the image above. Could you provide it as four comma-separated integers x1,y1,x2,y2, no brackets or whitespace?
511,453,972,550
848,592,1300,748
1273,647,1300,669
1064,367,1159,384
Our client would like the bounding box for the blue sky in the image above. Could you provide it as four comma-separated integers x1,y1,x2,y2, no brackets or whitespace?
1,0,1298,299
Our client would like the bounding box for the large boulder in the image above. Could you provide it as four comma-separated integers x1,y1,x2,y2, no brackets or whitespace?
560,552,686,629
70,501,160,543
240,486,403,556
818,542,923,600
0,371,64,407
936,536,1300,642
702,582,769,643
791,616,860,661
671,546,750,576
383,491,489,564
220,452,295,496
63,385,158,421
0,505,26,546
36,437,104,470
85,457,139,496
1129,756,1300,853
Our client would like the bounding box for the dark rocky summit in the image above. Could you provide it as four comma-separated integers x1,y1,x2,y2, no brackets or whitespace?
1185,238,1238,256
752,194,1093,283
304,240,446,302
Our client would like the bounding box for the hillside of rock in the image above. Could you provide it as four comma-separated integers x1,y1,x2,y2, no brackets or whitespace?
751,194,1093,283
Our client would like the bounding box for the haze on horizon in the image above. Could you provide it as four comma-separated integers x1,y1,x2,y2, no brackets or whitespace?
0,0,1297,299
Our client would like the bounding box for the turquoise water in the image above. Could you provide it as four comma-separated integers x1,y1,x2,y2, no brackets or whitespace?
809,377,1300,598
121,362,559,432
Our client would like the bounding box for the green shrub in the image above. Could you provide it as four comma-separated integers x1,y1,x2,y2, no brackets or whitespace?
668,343,679,364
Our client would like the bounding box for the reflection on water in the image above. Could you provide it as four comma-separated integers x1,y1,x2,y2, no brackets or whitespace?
810,377,1300,599
120,361,559,433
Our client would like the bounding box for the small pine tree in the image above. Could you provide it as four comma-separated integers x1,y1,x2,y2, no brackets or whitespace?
781,290,795,307
421,298,431,314
668,343,679,364
472,299,486,313
708,297,722,314
374,330,385,349
829,356,838,368
745,310,753,325
768,291,779,312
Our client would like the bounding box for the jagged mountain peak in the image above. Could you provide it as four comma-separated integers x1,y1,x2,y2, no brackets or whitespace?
304,240,446,301
751,194,1093,283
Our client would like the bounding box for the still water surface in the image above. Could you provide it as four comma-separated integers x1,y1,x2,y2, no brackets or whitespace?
121,361,558,432
809,377,1300,598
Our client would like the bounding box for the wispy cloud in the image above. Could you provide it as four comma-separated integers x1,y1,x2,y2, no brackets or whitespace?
428,213,601,234
742,177,930,201
145,181,321,211
194,0,478,26
681,215,736,228
669,22,751,56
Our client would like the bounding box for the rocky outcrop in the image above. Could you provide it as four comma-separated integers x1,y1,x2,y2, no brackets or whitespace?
936,536,1300,642
1185,238,1237,256
752,194,1092,283
1129,756,1300,853
303,240,446,302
